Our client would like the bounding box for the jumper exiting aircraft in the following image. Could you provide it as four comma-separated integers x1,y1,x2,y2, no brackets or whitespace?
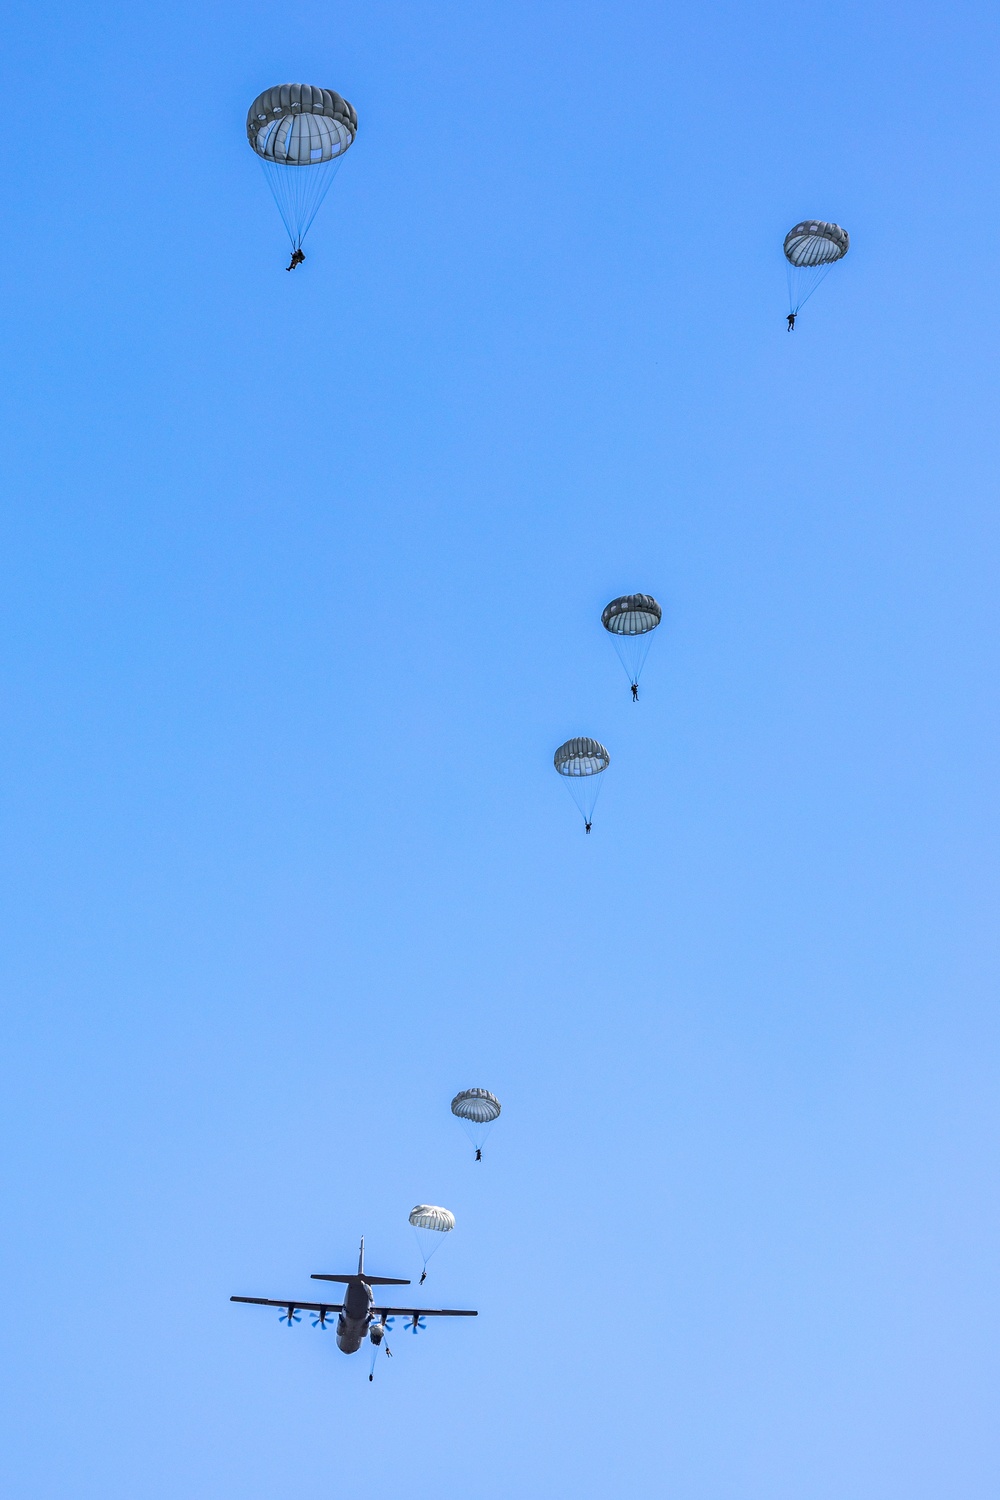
231,1238,477,1378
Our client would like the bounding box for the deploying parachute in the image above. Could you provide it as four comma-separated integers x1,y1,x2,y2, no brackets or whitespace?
408,1204,455,1280
784,221,849,325
602,594,661,697
247,84,357,261
554,738,610,832
451,1088,502,1160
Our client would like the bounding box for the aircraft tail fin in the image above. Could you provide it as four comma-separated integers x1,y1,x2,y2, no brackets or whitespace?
311,1239,409,1287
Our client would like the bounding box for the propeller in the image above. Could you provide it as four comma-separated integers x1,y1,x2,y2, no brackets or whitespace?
311,1310,331,1329
278,1308,301,1326
407,1316,427,1334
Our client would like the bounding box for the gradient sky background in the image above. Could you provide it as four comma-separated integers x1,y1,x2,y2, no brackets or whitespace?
2,0,1000,1496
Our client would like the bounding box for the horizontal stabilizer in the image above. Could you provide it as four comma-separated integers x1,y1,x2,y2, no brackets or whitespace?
312,1273,410,1286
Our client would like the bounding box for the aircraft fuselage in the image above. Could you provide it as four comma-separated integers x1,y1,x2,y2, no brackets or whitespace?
336,1277,375,1353
230,1235,476,1359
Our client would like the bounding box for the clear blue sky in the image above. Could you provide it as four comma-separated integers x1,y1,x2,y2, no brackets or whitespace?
2,1,999,1495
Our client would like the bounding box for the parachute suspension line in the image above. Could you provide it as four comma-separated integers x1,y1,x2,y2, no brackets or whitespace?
588,770,606,824
787,260,834,316
365,1338,386,1380
411,1224,448,1270
568,768,605,828
611,632,653,687
458,1115,496,1155
611,635,631,685
260,157,344,250
632,636,652,683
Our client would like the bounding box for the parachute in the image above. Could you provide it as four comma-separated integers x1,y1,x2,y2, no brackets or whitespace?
408,1204,455,1276
408,1205,455,1233
246,84,357,253
601,594,661,692
553,738,610,830
451,1088,502,1158
784,221,849,317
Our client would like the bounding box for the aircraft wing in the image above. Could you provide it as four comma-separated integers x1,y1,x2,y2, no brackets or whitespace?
372,1306,477,1317
231,1296,343,1314
230,1296,476,1317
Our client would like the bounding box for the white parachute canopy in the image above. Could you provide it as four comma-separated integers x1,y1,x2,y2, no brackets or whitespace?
451,1088,502,1155
408,1204,455,1271
601,594,661,689
408,1205,455,1233
246,84,357,251
553,737,610,829
783,220,849,315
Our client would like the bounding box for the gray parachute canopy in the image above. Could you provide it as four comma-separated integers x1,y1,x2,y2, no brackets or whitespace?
553,738,610,777
783,221,849,268
451,1089,502,1125
246,84,357,164
601,594,662,636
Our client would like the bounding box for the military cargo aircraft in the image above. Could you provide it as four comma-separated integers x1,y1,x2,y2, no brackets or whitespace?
231,1237,476,1376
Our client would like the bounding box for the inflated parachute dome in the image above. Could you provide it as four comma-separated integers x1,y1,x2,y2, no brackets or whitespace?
783,221,850,268
553,738,610,777
601,594,662,635
246,84,357,251
408,1205,456,1233
451,1089,502,1124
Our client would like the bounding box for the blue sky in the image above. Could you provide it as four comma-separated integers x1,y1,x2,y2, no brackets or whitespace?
2,0,1000,1495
